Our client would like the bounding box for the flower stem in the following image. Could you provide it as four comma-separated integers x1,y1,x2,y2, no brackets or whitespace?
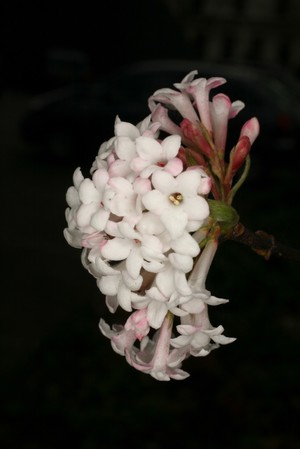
226,223,300,263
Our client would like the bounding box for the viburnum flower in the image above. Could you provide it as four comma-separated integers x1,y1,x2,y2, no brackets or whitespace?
142,169,210,239
64,69,260,380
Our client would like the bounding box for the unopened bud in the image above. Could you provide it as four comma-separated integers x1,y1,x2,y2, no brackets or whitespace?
180,118,213,158
231,136,251,174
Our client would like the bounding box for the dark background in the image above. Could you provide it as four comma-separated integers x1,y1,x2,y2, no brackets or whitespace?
1,2,299,449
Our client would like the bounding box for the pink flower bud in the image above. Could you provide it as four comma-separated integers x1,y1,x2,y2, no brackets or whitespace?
180,119,213,158
231,136,251,174
239,117,260,144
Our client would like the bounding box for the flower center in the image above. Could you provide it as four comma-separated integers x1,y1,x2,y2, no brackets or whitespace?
168,192,183,206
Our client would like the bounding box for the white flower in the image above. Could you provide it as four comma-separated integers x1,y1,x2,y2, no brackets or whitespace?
131,134,183,178
99,308,150,355
142,169,210,239
100,222,167,280
171,305,236,357
125,314,189,381
64,167,110,240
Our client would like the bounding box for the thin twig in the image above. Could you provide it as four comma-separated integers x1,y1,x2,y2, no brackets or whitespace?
225,223,300,263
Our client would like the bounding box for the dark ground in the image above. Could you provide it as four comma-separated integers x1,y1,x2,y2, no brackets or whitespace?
1,3,300,449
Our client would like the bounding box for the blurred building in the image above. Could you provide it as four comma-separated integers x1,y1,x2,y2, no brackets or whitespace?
163,0,300,75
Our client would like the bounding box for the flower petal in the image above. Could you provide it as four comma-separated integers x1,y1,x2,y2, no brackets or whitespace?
147,301,168,329
101,238,133,261
161,208,188,239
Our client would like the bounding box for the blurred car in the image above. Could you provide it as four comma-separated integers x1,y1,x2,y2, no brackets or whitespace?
19,59,300,167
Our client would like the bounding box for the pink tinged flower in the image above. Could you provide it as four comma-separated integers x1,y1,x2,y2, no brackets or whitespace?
142,170,210,239
186,77,227,133
99,309,150,356
148,88,199,123
99,320,135,356
171,305,236,357
210,93,245,152
125,314,190,381
131,134,183,178
124,308,150,340
151,104,184,138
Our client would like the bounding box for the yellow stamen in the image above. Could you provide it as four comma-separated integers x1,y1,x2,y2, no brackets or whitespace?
168,192,183,206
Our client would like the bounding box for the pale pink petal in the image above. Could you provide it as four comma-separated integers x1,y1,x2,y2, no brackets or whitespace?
118,221,140,240
141,235,164,258
122,269,143,290
90,208,110,231
181,298,205,314
108,177,133,194
136,212,165,235
192,332,211,348
114,117,140,139
133,177,152,195
161,134,181,159
164,158,183,176
156,266,175,298
76,203,99,227
173,70,198,89
176,324,197,335
142,260,166,273
105,295,119,313
98,275,120,296
135,136,162,160
79,178,101,204
146,286,166,302
229,100,245,118
161,208,188,239
66,186,79,207
115,136,137,160
117,283,132,312
92,168,109,192
168,253,193,273
170,335,191,347
174,271,192,295
73,167,84,188
94,256,119,275
101,237,133,260
170,232,200,257
147,301,168,329
176,170,202,197
182,196,209,221
109,195,137,217
142,190,169,215
125,247,143,279
150,104,184,137
151,170,177,194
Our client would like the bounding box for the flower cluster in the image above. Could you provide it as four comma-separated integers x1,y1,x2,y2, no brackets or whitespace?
64,70,259,380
